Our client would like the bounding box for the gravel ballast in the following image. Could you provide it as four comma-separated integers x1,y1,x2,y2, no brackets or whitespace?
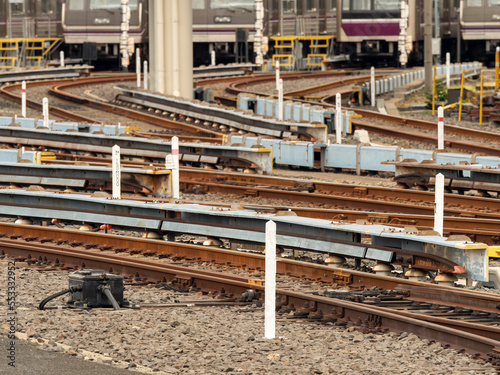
1,261,497,375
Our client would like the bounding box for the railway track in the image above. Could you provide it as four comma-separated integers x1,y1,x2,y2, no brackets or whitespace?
217,69,500,158
2,229,500,362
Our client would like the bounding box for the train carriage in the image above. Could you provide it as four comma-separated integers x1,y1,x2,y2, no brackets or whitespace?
460,0,500,61
0,0,62,38
61,0,148,65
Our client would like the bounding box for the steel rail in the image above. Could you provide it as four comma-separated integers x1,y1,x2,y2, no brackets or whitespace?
3,235,500,361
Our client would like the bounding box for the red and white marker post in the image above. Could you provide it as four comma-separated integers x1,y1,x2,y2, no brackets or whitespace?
438,106,444,150
21,81,26,118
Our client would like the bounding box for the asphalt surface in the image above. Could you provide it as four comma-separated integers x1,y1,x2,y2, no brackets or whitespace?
1,336,140,375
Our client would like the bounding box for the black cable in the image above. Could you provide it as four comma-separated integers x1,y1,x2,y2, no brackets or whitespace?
38,287,81,310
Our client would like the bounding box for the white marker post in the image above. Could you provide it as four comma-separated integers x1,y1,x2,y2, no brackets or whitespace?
278,78,283,121
211,50,216,66
21,81,26,118
264,220,276,340
60,51,65,67
112,145,121,199
446,52,450,89
172,136,180,199
335,93,342,144
42,97,49,128
136,48,141,87
438,106,444,149
275,60,280,89
370,66,375,107
434,173,444,236
144,60,148,90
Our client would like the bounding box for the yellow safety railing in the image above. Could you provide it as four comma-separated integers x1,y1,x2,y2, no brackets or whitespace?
0,38,62,69
306,53,327,66
272,54,293,67
270,36,334,69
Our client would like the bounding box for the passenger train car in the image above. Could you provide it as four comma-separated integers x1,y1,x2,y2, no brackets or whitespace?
336,0,500,66
2,0,500,68
192,0,257,66
0,0,62,38
460,0,500,62
61,0,148,65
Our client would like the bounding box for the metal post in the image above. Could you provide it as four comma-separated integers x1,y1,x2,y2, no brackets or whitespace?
60,51,65,68
495,47,499,90
480,70,484,125
120,0,130,71
211,50,216,66
21,81,26,118
143,60,148,90
112,145,121,199
42,97,49,128
276,60,280,88
264,220,276,340
437,106,444,149
278,78,283,121
172,136,180,199
432,65,436,116
424,0,433,91
136,47,141,87
254,0,264,66
371,67,375,107
399,1,409,68
336,93,342,144
171,0,180,96
434,173,444,236
458,70,464,121
446,52,450,89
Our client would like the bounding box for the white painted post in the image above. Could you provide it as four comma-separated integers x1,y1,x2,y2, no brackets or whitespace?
275,60,280,89
136,47,141,87
112,145,121,199
434,173,444,236
211,50,216,66
335,93,342,144
438,106,444,149
264,220,276,340
371,66,376,107
42,97,49,128
278,78,283,121
144,60,148,90
446,52,450,89
172,136,180,199
60,51,65,67
21,81,26,118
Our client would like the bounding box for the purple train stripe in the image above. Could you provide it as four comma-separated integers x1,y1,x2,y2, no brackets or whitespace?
342,20,400,36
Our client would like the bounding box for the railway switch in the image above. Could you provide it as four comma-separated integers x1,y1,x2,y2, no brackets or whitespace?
67,269,125,310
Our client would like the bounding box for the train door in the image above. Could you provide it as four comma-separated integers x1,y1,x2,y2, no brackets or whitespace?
6,0,27,38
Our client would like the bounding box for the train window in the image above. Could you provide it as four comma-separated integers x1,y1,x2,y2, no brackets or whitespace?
192,0,205,9
352,0,371,10
9,0,24,15
466,0,482,5
283,0,295,12
41,0,52,14
374,0,399,10
210,0,255,9
89,0,138,10
67,0,84,11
